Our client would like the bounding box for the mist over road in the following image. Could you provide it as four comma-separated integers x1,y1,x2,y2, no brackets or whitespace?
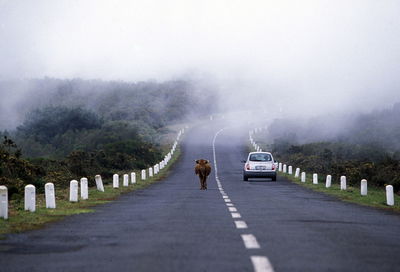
0,121,399,271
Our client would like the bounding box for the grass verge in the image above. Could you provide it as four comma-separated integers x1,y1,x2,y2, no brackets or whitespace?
280,172,400,212
0,147,181,238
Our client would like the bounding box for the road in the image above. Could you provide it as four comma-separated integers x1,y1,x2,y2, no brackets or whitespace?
1,122,400,271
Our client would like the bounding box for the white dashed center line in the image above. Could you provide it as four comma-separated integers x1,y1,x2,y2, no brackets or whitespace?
251,256,274,272
241,234,261,249
234,220,248,229
231,212,241,218
213,128,274,272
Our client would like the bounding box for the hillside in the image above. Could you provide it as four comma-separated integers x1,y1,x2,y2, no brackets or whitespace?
0,78,217,198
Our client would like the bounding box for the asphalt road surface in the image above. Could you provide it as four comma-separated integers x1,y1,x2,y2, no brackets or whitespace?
1,122,400,272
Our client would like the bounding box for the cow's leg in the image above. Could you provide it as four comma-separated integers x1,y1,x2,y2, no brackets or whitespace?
201,176,206,190
199,176,203,190
201,175,206,190
204,177,208,190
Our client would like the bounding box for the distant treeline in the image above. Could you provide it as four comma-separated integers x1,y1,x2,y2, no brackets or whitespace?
260,103,400,192
0,78,217,198
0,78,217,132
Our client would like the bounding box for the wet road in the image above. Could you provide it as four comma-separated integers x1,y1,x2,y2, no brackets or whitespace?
1,122,399,271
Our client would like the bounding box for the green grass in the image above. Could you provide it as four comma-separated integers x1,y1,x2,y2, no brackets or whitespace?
0,147,181,237
280,172,400,212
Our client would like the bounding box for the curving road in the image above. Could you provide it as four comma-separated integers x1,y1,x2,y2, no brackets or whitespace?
1,122,400,271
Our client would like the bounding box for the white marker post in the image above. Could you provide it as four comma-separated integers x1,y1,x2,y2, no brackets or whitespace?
131,172,136,184
113,174,119,188
69,180,79,202
288,166,293,175
340,176,347,190
313,173,318,184
361,179,367,196
386,185,394,206
80,178,88,200
0,186,8,219
301,172,306,182
278,163,282,172
25,185,36,212
167,152,171,163
141,170,146,180
283,164,287,173
123,174,129,187
149,167,153,177
45,183,56,208
295,168,300,178
326,175,332,188
95,175,104,192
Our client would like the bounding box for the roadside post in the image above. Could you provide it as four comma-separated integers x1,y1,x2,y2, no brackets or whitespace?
123,174,129,187
45,183,56,208
313,173,318,184
69,180,79,202
301,172,306,182
80,178,88,200
325,175,332,188
0,186,8,219
386,185,394,206
361,179,367,196
113,174,119,188
25,184,36,212
95,175,105,192
340,176,347,190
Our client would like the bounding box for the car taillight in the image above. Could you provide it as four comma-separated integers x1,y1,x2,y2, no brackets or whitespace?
246,163,250,170
272,164,275,170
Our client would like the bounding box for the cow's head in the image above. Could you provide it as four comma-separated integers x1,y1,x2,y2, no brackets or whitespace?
195,159,210,165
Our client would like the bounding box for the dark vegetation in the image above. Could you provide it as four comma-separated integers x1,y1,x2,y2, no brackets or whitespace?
0,78,217,199
263,103,400,192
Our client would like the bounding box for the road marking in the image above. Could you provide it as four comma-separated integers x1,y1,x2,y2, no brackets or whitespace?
235,220,248,229
213,128,272,272
241,234,260,249
231,212,241,218
251,256,275,272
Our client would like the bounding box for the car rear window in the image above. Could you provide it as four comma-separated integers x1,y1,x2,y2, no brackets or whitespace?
249,153,272,162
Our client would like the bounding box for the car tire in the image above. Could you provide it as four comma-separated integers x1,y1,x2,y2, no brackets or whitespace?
272,176,277,182
243,175,248,181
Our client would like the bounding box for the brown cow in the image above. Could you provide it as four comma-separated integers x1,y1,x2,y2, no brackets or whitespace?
195,159,212,190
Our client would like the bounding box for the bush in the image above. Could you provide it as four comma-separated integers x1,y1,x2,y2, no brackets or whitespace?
0,137,45,197
272,141,400,192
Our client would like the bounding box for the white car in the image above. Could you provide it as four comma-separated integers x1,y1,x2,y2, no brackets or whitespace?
242,152,277,181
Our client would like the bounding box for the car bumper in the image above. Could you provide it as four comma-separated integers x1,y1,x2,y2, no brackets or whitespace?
243,170,276,178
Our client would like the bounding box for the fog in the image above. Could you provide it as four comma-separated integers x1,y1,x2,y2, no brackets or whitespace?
1,0,400,125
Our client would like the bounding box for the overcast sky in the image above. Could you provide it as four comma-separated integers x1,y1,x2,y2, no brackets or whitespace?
1,0,400,116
